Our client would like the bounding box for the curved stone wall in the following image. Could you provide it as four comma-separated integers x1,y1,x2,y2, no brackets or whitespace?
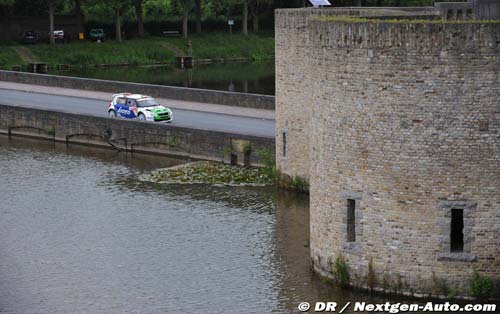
277,8,500,298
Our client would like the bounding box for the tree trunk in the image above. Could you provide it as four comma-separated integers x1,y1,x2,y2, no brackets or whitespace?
182,0,189,39
249,1,258,33
115,8,122,42
242,0,248,36
195,0,201,34
135,0,144,38
49,0,55,45
252,14,258,33
75,0,84,35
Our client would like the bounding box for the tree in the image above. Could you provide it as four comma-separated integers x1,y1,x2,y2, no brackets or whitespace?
134,0,144,38
109,0,129,42
249,0,270,33
75,0,84,34
194,0,201,34
48,0,55,45
181,0,190,39
242,0,247,36
0,0,16,20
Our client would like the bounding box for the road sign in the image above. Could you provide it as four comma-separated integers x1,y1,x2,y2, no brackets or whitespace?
228,19,235,26
309,0,331,7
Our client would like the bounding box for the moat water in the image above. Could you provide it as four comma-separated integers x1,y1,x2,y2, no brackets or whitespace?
0,137,477,314
48,62,276,96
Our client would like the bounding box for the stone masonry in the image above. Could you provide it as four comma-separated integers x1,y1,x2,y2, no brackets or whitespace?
276,7,499,298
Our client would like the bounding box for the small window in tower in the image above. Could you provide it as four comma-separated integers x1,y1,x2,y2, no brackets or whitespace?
450,208,464,252
282,131,287,157
347,199,356,242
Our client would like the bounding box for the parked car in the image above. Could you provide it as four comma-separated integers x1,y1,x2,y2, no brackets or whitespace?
55,30,65,43
89,29,105,42
108,93,173,122
22,30,39,44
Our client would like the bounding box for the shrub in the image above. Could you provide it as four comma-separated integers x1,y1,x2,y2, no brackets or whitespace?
256,148,276,179
223,144,232,156
242,143,252,154
332,253,350,287
471,268,494,299
46,126,55,136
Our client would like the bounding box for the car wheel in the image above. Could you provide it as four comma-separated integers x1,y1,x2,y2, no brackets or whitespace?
108,110,116,117
138,113,146,121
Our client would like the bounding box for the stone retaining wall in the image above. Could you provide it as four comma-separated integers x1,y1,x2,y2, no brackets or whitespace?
0,104,275,167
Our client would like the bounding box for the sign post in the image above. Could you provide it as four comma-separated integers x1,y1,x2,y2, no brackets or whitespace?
228,19,234,35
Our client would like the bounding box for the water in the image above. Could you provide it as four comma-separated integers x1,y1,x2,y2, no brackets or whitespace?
0,137,475,314
49,62,275,96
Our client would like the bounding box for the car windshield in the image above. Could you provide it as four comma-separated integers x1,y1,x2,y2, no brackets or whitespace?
137,99,159,107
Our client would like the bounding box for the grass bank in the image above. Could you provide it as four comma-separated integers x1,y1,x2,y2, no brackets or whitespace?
169,33,274,61
0,33,275,69
0,47,24,68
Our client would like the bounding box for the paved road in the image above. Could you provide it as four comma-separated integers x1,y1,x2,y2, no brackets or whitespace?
0,89,275,138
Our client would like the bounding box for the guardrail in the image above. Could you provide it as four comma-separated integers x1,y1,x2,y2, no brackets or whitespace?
0,70,275,110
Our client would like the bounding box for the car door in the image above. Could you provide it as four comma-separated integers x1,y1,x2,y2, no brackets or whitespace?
125,99,138,118
114,97,129,118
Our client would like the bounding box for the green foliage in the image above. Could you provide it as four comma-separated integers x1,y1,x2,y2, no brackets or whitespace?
223,144,232,155
332,253,350,287
169,33,274,61
149,161,274,185
242,142,252,154
0,47,25,68
0,0,16,5
168,135,178,147
431,271,448,297
7,34,274,68
291,175,308,191
256,148,275,178
27,38,177,67
389,274,407,295
320,16,500,24
46,126,56,136
470,268,496,299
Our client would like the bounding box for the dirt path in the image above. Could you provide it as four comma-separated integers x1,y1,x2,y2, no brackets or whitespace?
13,46,40,63
160,42,185,57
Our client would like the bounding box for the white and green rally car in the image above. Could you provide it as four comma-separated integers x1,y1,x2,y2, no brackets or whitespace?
107,93,173,122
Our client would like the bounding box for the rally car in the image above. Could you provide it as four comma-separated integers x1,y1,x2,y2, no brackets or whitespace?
107,93,173,122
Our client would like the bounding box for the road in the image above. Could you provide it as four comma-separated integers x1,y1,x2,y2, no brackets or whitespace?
0,89,275,138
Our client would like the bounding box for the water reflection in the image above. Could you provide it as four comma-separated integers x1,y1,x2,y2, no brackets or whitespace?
49,62,275,96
